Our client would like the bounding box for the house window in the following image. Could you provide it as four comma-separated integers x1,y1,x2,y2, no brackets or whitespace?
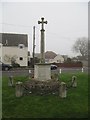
19,57,23,60
20,46,23,49
18,44,25,49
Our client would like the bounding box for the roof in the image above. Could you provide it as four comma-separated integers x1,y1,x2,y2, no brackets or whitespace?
0,33,28,47
35,51,57,59
54,54,64,60
45,51,57,59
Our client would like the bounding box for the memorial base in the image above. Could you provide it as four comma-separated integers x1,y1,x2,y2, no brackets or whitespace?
34,63,51,81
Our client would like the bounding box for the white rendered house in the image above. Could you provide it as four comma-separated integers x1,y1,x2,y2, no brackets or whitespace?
0,33,28,66
52,54,64,63
0,43,2,62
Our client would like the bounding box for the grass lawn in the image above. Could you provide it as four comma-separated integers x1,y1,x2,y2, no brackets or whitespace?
2,72,88,118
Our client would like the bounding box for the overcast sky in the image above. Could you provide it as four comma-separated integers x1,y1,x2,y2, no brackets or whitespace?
0,0,88,57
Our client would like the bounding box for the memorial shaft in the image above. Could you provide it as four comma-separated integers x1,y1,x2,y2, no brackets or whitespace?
38,17,47,63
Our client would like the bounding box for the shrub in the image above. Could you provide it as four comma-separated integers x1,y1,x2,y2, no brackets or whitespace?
12,62,20,68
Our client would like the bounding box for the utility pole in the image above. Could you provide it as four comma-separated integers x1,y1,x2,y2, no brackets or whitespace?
33,26,35,68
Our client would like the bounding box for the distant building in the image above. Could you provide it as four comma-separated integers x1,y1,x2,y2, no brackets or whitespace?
0,33,28,66
45,51,57,63
34,51,57,63
45,51,64,63
62,55,68,61
34,53,41,59
34,51,65,63
28,51,31,61
82,60,88,67
0,43,2,62
52,54,64,63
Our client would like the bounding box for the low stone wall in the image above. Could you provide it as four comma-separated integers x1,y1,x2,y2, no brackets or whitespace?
23,79,60,95
8,75,77,98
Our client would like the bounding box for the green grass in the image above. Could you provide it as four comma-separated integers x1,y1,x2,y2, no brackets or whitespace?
2,73,88,118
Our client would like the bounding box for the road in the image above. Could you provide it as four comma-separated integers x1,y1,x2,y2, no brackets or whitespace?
1,67,88,77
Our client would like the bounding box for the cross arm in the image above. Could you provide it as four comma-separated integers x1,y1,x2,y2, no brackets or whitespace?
44,21,48,24
38,21,41,24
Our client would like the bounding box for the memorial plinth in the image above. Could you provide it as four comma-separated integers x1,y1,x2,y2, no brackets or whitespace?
34,63,51,81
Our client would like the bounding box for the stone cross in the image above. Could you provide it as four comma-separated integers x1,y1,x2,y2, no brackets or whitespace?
38,17,47,63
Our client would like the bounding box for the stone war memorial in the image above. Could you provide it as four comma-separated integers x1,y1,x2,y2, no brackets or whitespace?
15,17,77,98
34,17,51,81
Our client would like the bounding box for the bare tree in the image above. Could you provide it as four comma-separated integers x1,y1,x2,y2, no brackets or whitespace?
72,37,88,60
4,55,18,64
4,55,11,62
11,56,17,64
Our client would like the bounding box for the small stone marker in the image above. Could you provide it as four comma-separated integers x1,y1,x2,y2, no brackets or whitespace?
82,67,84,72
29,70,31,74
8,76,14,87
59,82,67,98
71,76,77,87
59,69,62,74
29,70,31,79
15,81,23,97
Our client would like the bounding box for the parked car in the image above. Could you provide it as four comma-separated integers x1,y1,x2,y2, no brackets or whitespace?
51,64,57,70
0,62,12,71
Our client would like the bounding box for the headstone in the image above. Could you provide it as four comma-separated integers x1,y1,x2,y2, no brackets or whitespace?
59,82,67,98
71,76,77,87
8,76,14,87
15,81,23,97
